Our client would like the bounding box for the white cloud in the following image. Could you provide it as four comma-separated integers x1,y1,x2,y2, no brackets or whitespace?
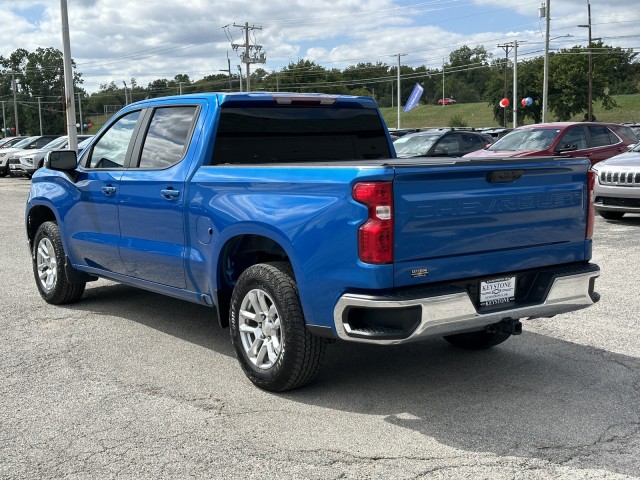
0,0,636,92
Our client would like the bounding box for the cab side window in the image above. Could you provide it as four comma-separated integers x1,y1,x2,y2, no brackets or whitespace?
137,106,197,169
86,111,141,169
588,126,614,147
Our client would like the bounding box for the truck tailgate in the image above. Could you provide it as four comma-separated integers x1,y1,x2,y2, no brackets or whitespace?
392,157,591,286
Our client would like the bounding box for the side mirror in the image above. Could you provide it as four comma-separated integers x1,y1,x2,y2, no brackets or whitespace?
45,150,78,171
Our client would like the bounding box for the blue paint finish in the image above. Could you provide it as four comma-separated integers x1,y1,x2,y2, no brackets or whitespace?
26,92,596,333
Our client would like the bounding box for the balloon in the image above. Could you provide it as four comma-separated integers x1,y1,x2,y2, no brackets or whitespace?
10,127,15,133
76,123,80,128
521,98,527,107
499,98,509,108
88,123,93,129
526,97,533,106
83,124,88,129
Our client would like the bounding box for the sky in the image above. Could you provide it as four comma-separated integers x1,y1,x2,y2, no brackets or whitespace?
0,0,638,94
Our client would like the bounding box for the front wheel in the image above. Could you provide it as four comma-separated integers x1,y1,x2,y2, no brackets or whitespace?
229,262,325,392
32,221,85,304
598,210,625,220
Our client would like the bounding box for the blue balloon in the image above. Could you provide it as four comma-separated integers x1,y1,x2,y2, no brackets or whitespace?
526,97,533,106
83,123,88,129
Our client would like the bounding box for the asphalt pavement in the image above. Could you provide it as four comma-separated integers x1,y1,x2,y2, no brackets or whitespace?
1,176,638,479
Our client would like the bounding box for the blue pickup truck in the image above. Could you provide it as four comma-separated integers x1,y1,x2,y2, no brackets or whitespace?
26,92,600,391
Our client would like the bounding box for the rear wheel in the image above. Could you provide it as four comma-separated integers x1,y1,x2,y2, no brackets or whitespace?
598,210,625,220
229,262,325,392
444,329,511,350
32,221,85,304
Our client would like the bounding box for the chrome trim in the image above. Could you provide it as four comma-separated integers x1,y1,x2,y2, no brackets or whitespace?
333,269,599,345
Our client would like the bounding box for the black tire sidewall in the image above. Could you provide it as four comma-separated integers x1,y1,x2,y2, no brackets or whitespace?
32,221,83,304
229,263,305,390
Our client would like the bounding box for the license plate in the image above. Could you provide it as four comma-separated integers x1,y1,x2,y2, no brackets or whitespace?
479,276,516,307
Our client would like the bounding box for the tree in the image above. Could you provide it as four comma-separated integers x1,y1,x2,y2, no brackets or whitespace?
0,47,81,135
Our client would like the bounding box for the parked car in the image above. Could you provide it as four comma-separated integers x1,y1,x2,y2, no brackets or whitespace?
387,127,421,138
465,122,637,165
438,98,456,105
0,136,27,149
622,123,640,140
0,135,60,176
9,135,93,178
393,128,493,158
591,141,640,219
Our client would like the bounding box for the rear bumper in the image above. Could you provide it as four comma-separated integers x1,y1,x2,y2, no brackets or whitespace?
333,263,600,344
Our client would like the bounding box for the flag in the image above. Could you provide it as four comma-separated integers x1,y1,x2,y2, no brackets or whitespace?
403,83,424,112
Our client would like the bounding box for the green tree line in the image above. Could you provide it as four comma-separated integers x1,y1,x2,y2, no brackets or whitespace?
1,43,638,134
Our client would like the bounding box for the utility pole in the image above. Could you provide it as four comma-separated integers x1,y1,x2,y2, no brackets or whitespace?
231,22,266,92
60,0,77,151
122,80,129,105
512,40,518,128
38,97,43,135
442,58,445,108
2,101,6,138
178,82,183,95
578,2,593,121
498,43,513,127
219,52,233,91
11,71,19,136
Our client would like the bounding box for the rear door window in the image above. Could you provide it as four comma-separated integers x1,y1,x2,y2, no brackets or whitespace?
588,125,615,147
136,106,198,169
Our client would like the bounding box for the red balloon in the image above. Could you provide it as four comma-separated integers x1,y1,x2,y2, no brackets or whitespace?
88,123,93,129
10,127,15,133
521,98,528,107
499,98,510,108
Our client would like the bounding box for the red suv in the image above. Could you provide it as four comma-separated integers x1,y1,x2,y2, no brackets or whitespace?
465,122,638,165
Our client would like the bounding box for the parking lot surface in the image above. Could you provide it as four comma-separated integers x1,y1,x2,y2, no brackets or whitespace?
1,177,639,479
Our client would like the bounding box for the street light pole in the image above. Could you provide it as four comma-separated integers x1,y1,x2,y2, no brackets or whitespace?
541,0,551,123
393,53,406,129
60,0,77,152
578,1,593,121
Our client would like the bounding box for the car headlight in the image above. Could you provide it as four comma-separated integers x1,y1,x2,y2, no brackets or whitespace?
0,152,7,158
22,157,34,166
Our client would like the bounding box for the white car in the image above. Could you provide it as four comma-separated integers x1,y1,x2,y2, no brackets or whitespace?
0,135,60,176
592,142,640,220
9,135,92,178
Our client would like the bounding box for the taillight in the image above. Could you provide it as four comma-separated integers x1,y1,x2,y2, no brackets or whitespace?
353,182,393,264
586,169,595,239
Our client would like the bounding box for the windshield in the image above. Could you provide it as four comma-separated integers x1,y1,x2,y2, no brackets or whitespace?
488,128,560,152
12,136,38,148
393,134,439,157
45,136,69,149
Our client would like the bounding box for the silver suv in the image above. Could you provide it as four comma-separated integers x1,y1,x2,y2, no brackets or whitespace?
593,142,640,219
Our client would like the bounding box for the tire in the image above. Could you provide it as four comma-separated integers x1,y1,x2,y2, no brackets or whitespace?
229,261,325,392
598,210,625,220
32,221,86,304
444,329,511,350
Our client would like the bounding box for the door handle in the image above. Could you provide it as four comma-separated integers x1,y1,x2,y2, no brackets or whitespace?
161,188,180,200
101,185,116,196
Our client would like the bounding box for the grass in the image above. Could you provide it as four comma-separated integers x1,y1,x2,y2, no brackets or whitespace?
380,93,640,129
